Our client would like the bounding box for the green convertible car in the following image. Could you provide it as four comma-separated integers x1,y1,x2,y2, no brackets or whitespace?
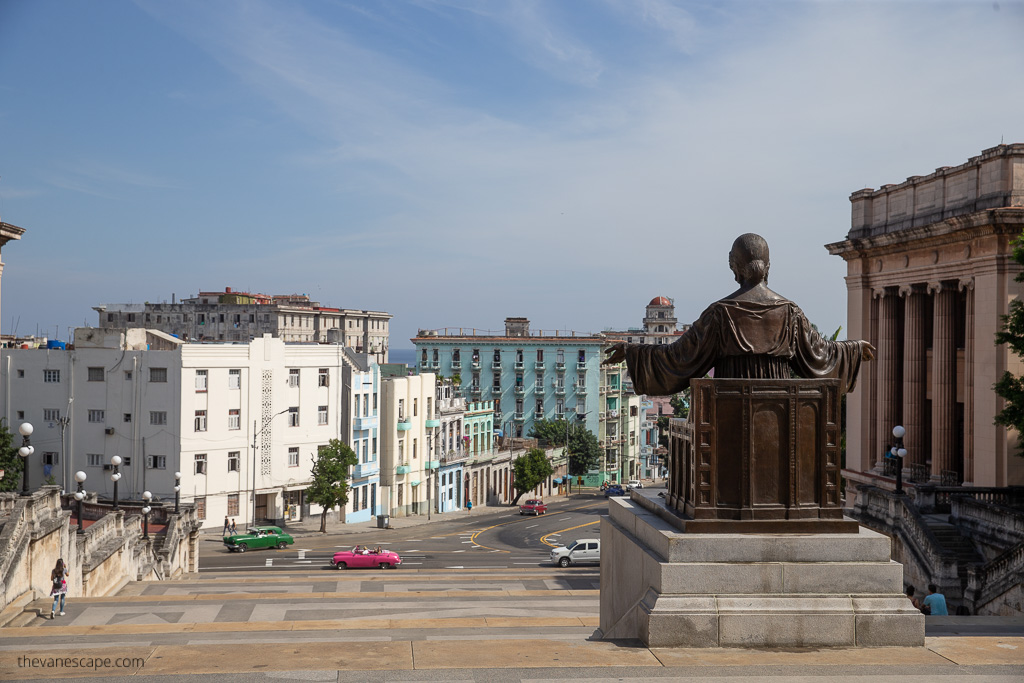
223,526,294,552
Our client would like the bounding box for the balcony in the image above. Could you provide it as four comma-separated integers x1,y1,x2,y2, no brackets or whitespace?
442,448,467,463
451,360,461,370
397,419,412,431
534,360,545,370
354,461,380,479
353,415,379,431
426,459,441,470
514,385,525,395
471,359,481,370
534,411,544,421
608,409,620,419
554,386,566,396
599,412,606,421
640,400,654,409
513,412,525,421
642,420,655,430
470,385,482,396
640,446,653,456
576,385,587,395
492,385,501,395
429,360,440,369
535,385,546,395
396,464,411,475
555,362,566,372
425,418,440,428
599,386,607,395
576,361,587,371
622,382,634,393
492,360,502,370
419,359,430,369
514,360,524,370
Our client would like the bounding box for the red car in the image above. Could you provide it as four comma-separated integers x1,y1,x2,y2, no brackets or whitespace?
331,545,402,570
519,499,548,515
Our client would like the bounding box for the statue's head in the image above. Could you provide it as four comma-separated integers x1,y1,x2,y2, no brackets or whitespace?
729,233,770,286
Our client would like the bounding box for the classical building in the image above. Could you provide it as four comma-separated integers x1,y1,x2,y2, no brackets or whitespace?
0,330,382,529
411,317,603,441
826,143,1024,496
0,218,25,336
94,286,392,363
604,296,691,346
379,373,438,517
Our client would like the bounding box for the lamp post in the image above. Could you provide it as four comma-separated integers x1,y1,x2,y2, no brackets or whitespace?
174,471,181,514
891,425,907,496
110,455,122,510
142,490,152,539
73,471,87,534
251,409,289,528
18,422,34,495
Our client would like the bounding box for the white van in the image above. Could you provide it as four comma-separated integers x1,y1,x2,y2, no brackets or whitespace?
550,538,601,567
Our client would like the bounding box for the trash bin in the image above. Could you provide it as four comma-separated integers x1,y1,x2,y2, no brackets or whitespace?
376,514,390,529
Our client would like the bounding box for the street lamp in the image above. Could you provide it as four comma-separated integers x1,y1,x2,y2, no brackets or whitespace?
110,455,122,510
18,422,34,495
891,425,907,496
251,409,289,528
74,471,87,534
174,471,182,514
142,490,152,539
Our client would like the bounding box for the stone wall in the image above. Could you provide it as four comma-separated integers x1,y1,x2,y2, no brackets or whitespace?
0,487,201,622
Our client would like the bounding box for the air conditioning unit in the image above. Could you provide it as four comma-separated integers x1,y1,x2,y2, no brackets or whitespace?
105,428,115,435
102,464,113,471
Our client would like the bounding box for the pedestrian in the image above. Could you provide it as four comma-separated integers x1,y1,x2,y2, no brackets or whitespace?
223,516,230,536
466,499,473,513
229,519,237,535
922,584,948,616
905,585,922,611
50,558,69,619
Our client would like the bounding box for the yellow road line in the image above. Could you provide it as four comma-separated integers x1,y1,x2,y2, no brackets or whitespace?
540,521,599,547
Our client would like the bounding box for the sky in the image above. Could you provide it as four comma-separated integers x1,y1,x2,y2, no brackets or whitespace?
1,1,1022,349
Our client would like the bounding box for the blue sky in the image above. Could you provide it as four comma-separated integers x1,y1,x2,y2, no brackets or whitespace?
1,1,1022,348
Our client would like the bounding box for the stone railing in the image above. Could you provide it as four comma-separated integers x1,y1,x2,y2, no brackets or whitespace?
853,485,964,608
915,485,1024,514
951,495,1024,558
964,539,1024,614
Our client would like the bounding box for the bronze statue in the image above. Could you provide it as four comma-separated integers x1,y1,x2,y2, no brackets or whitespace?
603,233,874,394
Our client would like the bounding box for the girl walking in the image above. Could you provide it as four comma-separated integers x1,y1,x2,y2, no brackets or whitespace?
50,558,69,619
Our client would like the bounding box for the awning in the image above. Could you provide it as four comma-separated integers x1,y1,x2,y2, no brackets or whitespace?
552,477,563,484
494,429,504,436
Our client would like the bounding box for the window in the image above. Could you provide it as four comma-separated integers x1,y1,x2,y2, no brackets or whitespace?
195,369,208,392
228,451,240,472
195,496,206,521
124,413,132,423
494,349,501,361
413,439,417,459
557,349,564,363
288,369,300,388
493,373,501,389
227,494,239,516
43,369,60,383
398,399,405,420
288,407,299,426
413,398,418,416
537,349,544,361
87,367,104,382
362,441,368,462
88,410,105,423
318,405,328,425
364,394,370,416
288,447,299,467
148,455,167,469
124,370,132,381
373,393,377,411
43,452,58,465
318,368,329,387
122,456,132,466
150,367,167,383
87,453,103,467
362,486,368,510
16,369,24,378
372,437,377,457
195,453,207,475
228,409,240,430
229,369,241,389
426,397,432,418
578,349,586,362
17,410,24,420
194,410,207,432
43,408,60,421
536,373,543,387
354,394,360,417
150,411,167,425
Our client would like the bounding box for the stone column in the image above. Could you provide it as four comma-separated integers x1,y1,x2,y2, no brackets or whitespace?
960,278,975,485
930,282,957,481
874,287,900,471
900,284,927,472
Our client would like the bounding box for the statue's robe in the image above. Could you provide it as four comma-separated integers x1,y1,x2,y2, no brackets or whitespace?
624,298,865,396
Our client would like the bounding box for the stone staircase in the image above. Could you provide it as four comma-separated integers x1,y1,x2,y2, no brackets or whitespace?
922,514,984,585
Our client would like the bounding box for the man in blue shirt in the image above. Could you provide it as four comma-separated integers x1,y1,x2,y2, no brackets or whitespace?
922,584,948,616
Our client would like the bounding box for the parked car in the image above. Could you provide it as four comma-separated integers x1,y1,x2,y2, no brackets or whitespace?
331,545,402,570
519,499,548,515
550,538,601,567
223,526,294,553
604,484,626,497
626,480,644,490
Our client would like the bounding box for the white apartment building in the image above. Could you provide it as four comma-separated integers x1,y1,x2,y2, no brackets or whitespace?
379,373,440,517
0,329,381,530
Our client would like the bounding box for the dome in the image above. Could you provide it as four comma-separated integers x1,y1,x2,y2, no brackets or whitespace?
648,296,671,307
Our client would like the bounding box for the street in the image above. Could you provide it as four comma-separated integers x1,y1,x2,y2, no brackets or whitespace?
200,494,611,572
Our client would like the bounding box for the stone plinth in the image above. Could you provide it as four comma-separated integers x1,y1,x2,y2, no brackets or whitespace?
600,495,924,648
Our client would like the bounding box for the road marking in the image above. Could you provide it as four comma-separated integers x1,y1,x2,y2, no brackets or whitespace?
298,550,307,560
452,550,465,553
526,524,538,528
430,536,445,539
514,562,542,565
406,539,422,542
559,517,572,520
402,562,423,565
295,560,313,564
540,520,599,547
462,541,473,544
264,559,273,566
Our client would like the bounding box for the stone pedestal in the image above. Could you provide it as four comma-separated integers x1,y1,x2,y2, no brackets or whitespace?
600,495,924,648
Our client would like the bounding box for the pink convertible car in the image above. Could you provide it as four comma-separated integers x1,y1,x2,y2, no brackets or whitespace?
331,545,402,570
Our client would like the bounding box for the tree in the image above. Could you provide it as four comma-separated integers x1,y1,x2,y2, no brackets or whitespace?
995,234,1024,455
511,447,554,505
0,419,23,493
306,439,359,532
529,419,601,476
